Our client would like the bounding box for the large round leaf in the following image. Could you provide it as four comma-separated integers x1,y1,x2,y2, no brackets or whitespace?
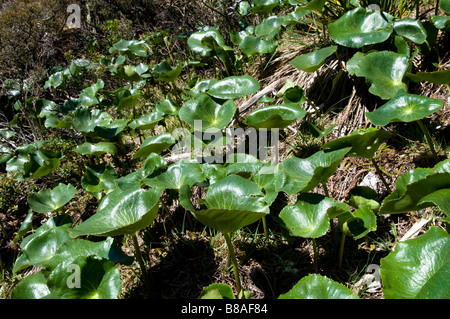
68,186,162,237
276,148,351,194
179,93,236,132
245,104,307,129
251,0,278,14
134,132,176,158
239,36,278,56
11,271,50,299
279,194,349,238
290,46,337,72
81,163,117,199
278,274,359,299
328,7,393,48
365,93,444,126
379,164,450,214
207,75,260,100
129,112,165,130
45,256,121,299
144,161,205,190
338,205,377,239
347,51,408,100
27,183,76,214
322,127,391,159
380,226,450,299
418,189,450,218
187,29,227,57
190,175,270,233
393,18,427,44
74,142,117,156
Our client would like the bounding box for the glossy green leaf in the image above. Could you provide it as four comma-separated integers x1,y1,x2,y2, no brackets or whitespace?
440,0,450,14
239,36,278,56
380,226,450,299
346,186,380,213
27,183,76,214
255,16,285,40
129,112,165,130
251,0,278,14
339,205,377,239
187,29,227,57
74,142,117,156
134,132,176,158
109,39,151,58
81,164,117,199
13,209,34,244
144,161,205,190
207,75,260,100
322,127,391,159
431,16,450,29
11,271,50,299
405,69,450,85
42,237,133,273
328,8,393,48
379,165,450,214
69,186,162,237
45,256,121,299
199,283,235,299
347,51,408,100
179,93,236,132
418,189,450,217
13,217,72,273
393,18,427,44
276,148,351,194
245,104,307,129
278,274,359,299
365,92,444,126
290,46,337,72
156,98,179,115
153,61,183,82
190,175,269,233
279,194,349,238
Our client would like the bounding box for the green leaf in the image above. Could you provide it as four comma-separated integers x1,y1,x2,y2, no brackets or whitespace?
153,61,183,82
431,16,450,29
68,186,162,237
13,217,72,273
129,112,165,130
339,205,377,239
207,75,260,100
347,51,408,100
81,164,117,199
74,142,117,156
418,189,450,217
144,161,205,190
379,165,450,214
133,132,176,158
191,175,269,233
239,36,278,56
109,39,151,57
179,93,236,132
245,104,307,129
328,8,393,48
346,186,380,213
45,256,121,299
278,274,359,299
322,127,391,159
405,69,450,85
27,183,76,214
199,283,236,299
393,18,427,44
11,271,50,299
279,194,349,238
188,29,227,57
380,226,450,299
13,209,34,244
365,92,444,126
251,0,278,14
290,46,337,72
440,0,450,14
276,148,351,194
255,16,285,40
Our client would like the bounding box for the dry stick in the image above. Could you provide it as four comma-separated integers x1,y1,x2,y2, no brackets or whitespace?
131,232,153,294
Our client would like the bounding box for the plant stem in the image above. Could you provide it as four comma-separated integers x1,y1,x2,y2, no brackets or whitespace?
312,238,319,274
131,232,153,294
262,216,268,238
371,158,392,192
338,232,346,272
416,119,438,158
223,232,242,296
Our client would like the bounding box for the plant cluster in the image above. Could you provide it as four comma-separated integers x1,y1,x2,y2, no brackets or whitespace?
1,0,449,299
